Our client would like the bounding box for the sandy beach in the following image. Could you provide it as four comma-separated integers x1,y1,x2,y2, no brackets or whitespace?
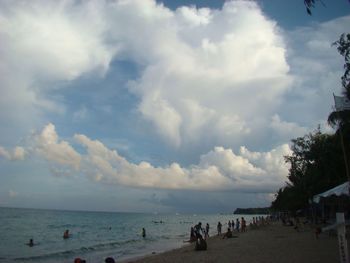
125,222,349,263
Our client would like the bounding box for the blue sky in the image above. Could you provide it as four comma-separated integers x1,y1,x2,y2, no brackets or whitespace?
0,0,349,213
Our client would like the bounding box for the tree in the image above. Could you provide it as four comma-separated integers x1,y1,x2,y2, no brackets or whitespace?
333,33,350,99
271,129,347,212
304,0,320,15
327,34,350,179
304,1,350,15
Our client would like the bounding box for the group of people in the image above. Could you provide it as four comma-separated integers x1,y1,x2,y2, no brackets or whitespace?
251,216,270,228
188,216,272,251
217,217,247,236
191,222,208,251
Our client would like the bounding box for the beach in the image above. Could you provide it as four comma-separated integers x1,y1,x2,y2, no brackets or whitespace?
126,222,349,263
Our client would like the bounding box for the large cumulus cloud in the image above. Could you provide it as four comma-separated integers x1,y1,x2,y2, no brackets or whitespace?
0,0,116,137
7,123,291,192
0,0,292,148
124,0,292,147
1,0,347,150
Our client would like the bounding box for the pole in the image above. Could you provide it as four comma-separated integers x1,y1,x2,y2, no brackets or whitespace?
336,213,349,263
338,122,350,193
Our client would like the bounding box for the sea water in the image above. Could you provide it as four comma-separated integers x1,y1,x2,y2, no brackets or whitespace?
0,207,259,263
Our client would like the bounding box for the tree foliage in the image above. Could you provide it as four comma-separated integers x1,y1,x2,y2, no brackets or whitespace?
271,129,347,211
304,0,319,15
304,1,350,15
333,33,350,98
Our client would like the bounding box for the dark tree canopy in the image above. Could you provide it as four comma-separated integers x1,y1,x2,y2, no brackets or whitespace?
304,0,319,15
304,0,350,15
271,129,347,212
304,0,323,16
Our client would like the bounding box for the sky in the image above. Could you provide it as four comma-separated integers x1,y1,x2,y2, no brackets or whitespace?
0,0,349,213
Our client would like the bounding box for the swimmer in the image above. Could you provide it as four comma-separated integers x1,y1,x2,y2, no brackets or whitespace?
105,257,115,263
142,228,146,238
63,229,70,239
74,258,86,263
27,238,34,247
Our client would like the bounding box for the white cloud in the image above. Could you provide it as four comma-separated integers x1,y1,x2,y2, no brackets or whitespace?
138,93,183,147
1,0,347,152
280,16,350,128
270,114,308,139
1,0,293,149
176,6,212,27
239,144,292,181
33,123,81,170
0,147,11,160
74,130,291,191
1,1,114,80
7,123,291,192
0,0,117,133
12,147,26,160
0,146,26,161
124,0,291,146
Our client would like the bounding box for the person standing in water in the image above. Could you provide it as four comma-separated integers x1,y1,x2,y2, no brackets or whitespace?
63,229,70,239
205,223,210,238
217,221,222,235
142,228,146,238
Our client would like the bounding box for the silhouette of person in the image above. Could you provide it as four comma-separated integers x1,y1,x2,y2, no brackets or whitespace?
27,239,34,247
63,229,70,239
105,257,116,263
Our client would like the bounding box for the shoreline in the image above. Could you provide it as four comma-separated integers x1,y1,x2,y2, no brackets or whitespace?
120,222,349,263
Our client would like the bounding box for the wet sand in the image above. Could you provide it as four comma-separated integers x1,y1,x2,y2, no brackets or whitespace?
124,222,349,263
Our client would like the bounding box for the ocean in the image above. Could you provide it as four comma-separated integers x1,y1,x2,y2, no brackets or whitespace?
0,207,259,263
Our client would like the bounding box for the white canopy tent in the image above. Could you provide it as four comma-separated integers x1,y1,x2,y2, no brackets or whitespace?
313,181,350,203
